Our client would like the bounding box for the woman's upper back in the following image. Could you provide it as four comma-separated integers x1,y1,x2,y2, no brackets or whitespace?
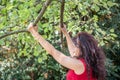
66,58,97,80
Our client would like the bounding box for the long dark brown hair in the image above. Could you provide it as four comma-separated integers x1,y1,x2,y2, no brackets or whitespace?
73,32,106,80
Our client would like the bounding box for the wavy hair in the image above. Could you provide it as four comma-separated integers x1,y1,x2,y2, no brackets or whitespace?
73,32,106,80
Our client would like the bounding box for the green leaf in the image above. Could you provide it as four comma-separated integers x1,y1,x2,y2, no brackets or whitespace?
81,10,88,16
103,3,108,9
93,0,99,4
38,57,42,63
93,15,98,22
42,35,47,39
107,1,115,7
0,40,4,45
91,4,100,12
7,5,14,10
99,40,105,46
110,29,114,33
110,34,117,38
94,5,100,12
42,53,48,60
34,51,39,56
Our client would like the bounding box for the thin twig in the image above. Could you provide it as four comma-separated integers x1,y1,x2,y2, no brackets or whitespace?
0,29,28,39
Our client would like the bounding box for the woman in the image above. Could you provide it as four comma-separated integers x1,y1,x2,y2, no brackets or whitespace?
27,23,106,80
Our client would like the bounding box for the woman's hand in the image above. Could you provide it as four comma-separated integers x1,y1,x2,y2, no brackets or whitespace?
27,23,38,32
60,24,68,35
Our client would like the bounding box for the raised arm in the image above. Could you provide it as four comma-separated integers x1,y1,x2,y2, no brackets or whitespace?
60,24,78,57
27,23,84,74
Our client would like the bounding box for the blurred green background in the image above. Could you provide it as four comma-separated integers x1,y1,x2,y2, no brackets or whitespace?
0,0,120,80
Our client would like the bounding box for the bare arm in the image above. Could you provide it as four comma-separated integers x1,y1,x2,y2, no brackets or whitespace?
28,23,84,74
60,25,78,57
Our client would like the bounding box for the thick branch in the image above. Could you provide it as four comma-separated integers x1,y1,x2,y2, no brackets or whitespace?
0,29,28,39
60,0,65,28
33,0,52,26
60,0,65,51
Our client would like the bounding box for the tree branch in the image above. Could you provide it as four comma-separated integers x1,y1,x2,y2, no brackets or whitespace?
33,0,52,26
0,29,28,39
0,0,52,39
60,0,65,28
60,0,65,51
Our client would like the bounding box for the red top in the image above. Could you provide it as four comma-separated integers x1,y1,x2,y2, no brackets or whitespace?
66,58,96,80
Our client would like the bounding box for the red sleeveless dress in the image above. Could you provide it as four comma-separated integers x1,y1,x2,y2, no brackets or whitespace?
66,58,96,80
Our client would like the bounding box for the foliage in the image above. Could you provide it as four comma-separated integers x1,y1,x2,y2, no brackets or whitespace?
0,0,120,80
